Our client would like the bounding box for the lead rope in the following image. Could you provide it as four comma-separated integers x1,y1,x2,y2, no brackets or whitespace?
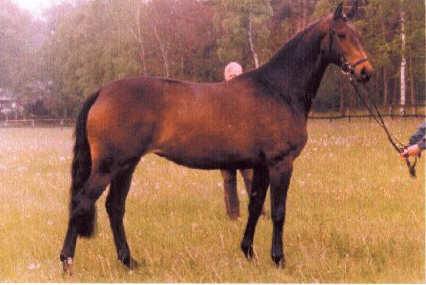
346,74,418,178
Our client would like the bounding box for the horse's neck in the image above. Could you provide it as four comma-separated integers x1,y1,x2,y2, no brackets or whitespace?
256,23,328,114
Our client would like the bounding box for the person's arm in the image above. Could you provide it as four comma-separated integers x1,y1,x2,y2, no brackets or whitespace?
409,121,426,150
400,122,426,159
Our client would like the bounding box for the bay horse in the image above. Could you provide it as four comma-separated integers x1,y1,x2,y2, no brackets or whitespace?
60,1,373,274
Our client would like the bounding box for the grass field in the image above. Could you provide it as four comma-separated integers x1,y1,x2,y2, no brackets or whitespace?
0,119,424,282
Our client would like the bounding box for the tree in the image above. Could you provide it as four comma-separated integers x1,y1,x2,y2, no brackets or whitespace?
213,0,273,71
0,0,42,95
41,0,143,117
2,0,424,118
312,0,425,112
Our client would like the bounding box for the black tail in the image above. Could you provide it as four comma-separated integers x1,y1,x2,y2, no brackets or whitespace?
70,91,100,237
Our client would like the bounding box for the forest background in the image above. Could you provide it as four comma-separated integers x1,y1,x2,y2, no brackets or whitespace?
0,0,424,118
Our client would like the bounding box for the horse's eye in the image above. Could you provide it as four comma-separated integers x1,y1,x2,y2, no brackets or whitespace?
338,33,346,39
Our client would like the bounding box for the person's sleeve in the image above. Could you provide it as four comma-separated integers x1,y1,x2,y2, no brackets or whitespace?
409,121,426,150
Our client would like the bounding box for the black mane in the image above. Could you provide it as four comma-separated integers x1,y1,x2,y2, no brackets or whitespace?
267,19,323,66
250,17,329,114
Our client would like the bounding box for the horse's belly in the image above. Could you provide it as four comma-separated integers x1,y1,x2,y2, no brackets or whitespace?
152,147,258,170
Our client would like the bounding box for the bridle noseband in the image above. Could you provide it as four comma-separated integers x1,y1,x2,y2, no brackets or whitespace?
340,57,368,75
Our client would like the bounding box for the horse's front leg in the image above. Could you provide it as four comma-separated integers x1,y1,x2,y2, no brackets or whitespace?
240,169,267,216
240,165,269,259
268,159,293,268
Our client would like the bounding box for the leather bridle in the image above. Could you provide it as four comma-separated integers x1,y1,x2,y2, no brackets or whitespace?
340,57,369,75
328,28,369,76
328,28,418,177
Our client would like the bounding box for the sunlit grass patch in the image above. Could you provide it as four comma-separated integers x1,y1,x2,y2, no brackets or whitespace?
0,119,424,282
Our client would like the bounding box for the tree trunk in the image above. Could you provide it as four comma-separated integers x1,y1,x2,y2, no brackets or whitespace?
391,78,399,115
375,68,380,105
126,1,146,75
181,56,184,77
248,14,259,68
381,19,388,107
63,105,68,119
383,67,388,107
302,0,308,28
153,23,169,77
400,6,406,115
136,4,147,75
339,75,345,116
409,55,416,115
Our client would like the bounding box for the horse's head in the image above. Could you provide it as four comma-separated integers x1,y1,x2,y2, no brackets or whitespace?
321,1,374,83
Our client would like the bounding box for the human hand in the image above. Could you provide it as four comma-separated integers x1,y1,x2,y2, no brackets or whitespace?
400,144,421,160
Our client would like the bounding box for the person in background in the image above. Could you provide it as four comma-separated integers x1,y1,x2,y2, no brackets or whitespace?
220,62,258,220
400,121,425,160
224,61,243,81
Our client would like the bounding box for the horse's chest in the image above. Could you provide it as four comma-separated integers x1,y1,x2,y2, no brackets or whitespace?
261,123,307,162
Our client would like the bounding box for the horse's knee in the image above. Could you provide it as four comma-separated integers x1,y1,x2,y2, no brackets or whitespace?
271,205,285,222
105,199,124,218
248,195,264,214
71,196,93,217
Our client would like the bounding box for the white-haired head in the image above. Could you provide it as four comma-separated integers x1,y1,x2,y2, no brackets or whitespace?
224,62,243,81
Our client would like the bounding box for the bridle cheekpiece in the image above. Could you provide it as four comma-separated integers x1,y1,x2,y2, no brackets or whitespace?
328,27,368,76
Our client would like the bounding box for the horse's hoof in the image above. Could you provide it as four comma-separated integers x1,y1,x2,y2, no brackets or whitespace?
241,242,254,259
272,255,285,269
121,256,139,270
228,213,240,220
62,257,73,276
128,258,139,270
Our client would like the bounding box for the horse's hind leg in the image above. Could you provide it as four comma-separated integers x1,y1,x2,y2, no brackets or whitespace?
240,165,269,259
220,169,239,219
106,160,139,269
240,169,253,196
60,156,114,274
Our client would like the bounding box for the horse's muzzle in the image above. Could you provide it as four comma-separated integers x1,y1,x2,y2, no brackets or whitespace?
354,61,374,83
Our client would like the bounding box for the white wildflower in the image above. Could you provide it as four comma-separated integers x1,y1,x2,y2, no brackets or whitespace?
27,263,40,270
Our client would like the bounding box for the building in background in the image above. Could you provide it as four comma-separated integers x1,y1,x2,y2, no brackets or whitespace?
0,89,20,120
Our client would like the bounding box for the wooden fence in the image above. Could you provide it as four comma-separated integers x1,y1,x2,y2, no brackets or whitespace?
309,103,425,121
0,118,74,128
0,105,424,128
308,113,425,122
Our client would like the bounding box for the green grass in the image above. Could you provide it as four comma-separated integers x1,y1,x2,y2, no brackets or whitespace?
0,119,424,282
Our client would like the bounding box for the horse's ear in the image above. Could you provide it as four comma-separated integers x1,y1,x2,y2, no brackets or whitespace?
333,2,345,20
346,0,359,20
